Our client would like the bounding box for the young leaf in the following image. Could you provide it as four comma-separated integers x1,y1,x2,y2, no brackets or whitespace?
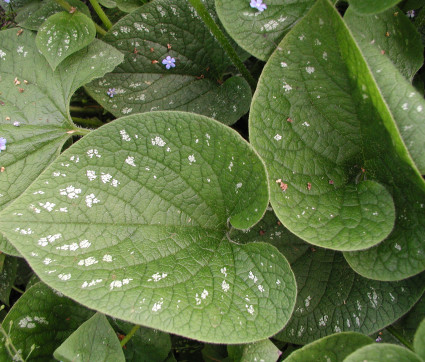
414,319,425,360
36,11,96,71
227,339,281,362
344,343,422,361
0,111,297,344
16,0,92,31
85,0,251,126
215,0,316,61
0,255,17,306
0,283,94,361
54,313,125,362
231,210,425,344
250,0,425,279
0,29,123,255
284,332,373,361
348,0,403,14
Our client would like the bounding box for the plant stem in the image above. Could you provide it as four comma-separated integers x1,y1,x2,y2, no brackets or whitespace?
0,322,24,362
88,0,113,30
386,326,414,350
11,285,24,294
187,0,257,90
120,325,140,347
69,127,92,136
70,105,102,114
72,116,104,128
52,0,107,36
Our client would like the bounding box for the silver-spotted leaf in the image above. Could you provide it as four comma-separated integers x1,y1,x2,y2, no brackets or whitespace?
0,29,123,255
215,0,316,61
284,332,373,361
231,210,425,344
343,343,422,361
414,319,425,360
53,313,125,362
85,0,251,126
227,339,281,362
36,11,96,71
0,282,94,361
0,111,297,344
349,0,403,14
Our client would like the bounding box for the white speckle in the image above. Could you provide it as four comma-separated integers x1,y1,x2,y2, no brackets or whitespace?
305,295,312,308
58,273,71,281
152,298,164,312
318,315,328,327
346,319,351,327
86,170,97,181
103,254,113,262
60,185,82,199
302,121,310,127
33,190,45,195
263,20,279,31
110,278,133,290
19,316,48,329
82,279,103,288
188,154,196,164
248,271,258,283
280,62,288,68
402,103,408,110
315,39,322,46
201,289,208,299
125,156,136,167
149,272,168,282
78,257,98,267
228,161,233,171
101,173,112,184
39,201,55,212
151,136,166,147
306,66,315,74
43,258,52,265
274,134,282,141
15,227,33,235
222,280,230,292
134,22,149,32
395,243,402,251
38,233,62,247
85,193,100,208
236,182,243,190
120,26,131,33
417,105,423,112
87,149,101,158
276,279,281,285
120,129,131,141
334,326,342,333
367,288,379,308
298,325,305,337
389,292,395,302
246,304,255,315
221,267,227,277
356,300,362,311
323,52,328,60
121,107,132,115
298,34,305,41
70,155,79,163
80,240,91,249
258,285,265,293
0,50,6,59
283,82,292,92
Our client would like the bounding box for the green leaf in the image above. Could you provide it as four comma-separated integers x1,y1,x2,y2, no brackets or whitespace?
16,0,92,31
0,283,94,361
349,0,402,14
231,210,425,344
114,0,143,13
227,339,281,362
111,320,171,362
283,332,373,361
250,0,425,279
36,11,96,71
202,344,228,362
343,343,422,361
0,255,17,306
0,111,297,344
54,313,125,362
344,7,423,81
0,29,123,255
215,0,316,61
414,319,425,359
85,0,252,126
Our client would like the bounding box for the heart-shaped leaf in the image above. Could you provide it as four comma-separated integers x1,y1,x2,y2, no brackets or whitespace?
36,11,96,71
85,0,251,125
414,319,425,360
250,0,425,279
0,282,94,361
227,339,281,362
231,210,425,344
215,0,316,61
344,343,422,361
54,313,125,362
284,332,373,361
0,29,123,255
0,111,297,344
349,0,403,14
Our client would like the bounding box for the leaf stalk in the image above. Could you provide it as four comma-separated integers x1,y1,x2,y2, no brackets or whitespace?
120,325,140,347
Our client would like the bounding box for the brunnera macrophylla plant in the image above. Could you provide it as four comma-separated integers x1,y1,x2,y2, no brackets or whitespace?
0,0,425,360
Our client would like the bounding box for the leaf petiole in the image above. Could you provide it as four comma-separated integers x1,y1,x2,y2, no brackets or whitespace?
120,325,140,347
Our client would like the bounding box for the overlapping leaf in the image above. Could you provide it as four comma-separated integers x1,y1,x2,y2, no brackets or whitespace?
250,0,425,279
227,339,281,362
349,0,402,14
231,210,425,345
0,283,94,361
0,255,17,305
284,332,373,361
0,111,297,343
414,319,425,360
85,0,251,125
0,29,123,256
215,0,316,61
344,343,422,361
54,313,125,362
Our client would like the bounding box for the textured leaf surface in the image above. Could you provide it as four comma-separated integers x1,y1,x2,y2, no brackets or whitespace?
231,210,425,344
0,111,297,344
345,8,425,174
85,0,251,125
0,29,123,255
349,0,402,14
227,339,281,362
284,332,373,361
250,0,425,279
16,0,92,31
0,255,17,306
414,319,425,359
344,343,422,362
0,283,94,361
36,12,96,71
54,313,125,362
215,0,316,61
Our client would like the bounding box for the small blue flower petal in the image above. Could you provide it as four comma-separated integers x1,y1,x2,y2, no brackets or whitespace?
162,56,176,69
107,88,116,98
250,0,267,12
0,137,7,152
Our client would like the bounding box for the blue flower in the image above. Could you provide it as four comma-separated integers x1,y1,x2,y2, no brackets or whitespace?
0,137,6,152
407,10,415,18
375,336,382,343
162,56,176,70
107,88,116,97
4,0,10,3
250,0,267,12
